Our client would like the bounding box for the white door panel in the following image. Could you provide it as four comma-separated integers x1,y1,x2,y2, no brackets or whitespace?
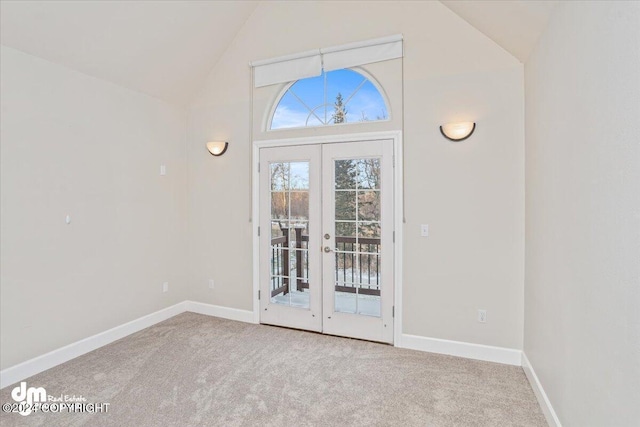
259,145,322,332
321,140,394,344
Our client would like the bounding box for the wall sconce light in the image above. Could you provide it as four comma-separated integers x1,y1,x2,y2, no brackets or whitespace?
206,141,228,156
440,122,476,142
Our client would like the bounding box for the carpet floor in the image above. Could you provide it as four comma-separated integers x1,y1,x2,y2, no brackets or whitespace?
0,312,546,427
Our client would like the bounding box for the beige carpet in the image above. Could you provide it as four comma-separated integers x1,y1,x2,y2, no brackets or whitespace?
0,313,546,426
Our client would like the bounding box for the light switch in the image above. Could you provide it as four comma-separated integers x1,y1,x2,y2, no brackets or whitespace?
421,224,429,237
160,164,167,176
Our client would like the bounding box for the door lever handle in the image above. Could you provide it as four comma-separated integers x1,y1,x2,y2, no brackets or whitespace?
324,246,333,253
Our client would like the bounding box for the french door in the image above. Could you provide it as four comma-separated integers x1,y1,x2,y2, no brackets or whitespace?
259,140,394,343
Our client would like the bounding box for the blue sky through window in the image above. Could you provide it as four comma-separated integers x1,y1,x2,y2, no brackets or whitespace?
271,69,388,130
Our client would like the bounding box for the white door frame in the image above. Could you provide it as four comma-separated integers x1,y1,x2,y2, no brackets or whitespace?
252,130,404,347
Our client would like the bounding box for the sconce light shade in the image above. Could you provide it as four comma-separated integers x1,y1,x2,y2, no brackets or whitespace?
440,122,476,142
206,141,229,156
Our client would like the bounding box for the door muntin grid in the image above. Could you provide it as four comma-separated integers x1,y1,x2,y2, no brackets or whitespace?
270,161,311,309
333,158,381,317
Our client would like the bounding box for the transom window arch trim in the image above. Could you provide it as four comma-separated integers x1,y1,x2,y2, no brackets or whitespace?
250,34,403,88
266,67,392,131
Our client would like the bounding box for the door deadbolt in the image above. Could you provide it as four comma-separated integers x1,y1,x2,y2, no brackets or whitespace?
324,233,331,240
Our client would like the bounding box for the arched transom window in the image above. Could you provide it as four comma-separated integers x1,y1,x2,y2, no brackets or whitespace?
270,69,388,130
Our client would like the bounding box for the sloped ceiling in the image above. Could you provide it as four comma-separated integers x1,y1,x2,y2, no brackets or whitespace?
0,1,557,106
0,0,258,106
440,0,559,62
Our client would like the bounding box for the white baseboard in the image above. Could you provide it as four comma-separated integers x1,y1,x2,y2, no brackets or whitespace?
399,333,523,366
185,301,256,324
522,352,561,427
0,302,188,389
0,300,257,389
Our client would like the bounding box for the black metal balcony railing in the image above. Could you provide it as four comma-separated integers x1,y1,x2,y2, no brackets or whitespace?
270,224,381,298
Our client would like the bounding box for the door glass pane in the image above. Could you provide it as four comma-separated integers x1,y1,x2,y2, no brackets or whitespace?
335,191,356,220
271,192,288,220
335,221,356,238
334,158,382,317
270,161,310,309
335,160,357,189
356,159,380,189
358,222,381,239
357,191,380,221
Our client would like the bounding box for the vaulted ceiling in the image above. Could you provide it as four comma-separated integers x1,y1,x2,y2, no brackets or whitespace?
440,0,559,62
0,1,558,106
0,1,259,105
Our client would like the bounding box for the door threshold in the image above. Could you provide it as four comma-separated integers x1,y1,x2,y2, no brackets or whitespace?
259,322,393,346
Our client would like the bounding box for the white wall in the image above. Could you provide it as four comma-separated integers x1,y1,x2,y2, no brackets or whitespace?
0,46,188,370
524,1,640,425
188,1,525,349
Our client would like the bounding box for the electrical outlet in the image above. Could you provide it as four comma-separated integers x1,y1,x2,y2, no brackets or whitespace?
162,282,169,293
208,279,215,290
478,309,487,323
